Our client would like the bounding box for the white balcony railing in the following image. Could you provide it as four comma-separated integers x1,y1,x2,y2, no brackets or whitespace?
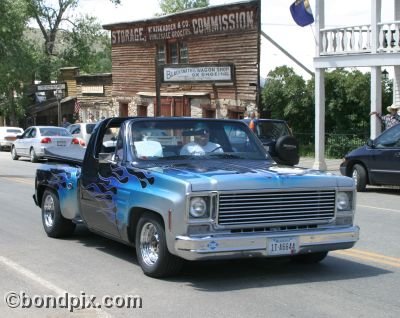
320,21,400,55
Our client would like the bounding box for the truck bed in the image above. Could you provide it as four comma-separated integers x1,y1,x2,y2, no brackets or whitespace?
44,146,85,165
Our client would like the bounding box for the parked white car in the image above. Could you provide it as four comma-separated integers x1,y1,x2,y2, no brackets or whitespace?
11,126,74,162
0,127,24,151
67,123,97,147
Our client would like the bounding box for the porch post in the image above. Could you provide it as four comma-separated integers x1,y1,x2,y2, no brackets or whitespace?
313,0,327,171
370,0,382,139
371,67,382,139
313,69,327,171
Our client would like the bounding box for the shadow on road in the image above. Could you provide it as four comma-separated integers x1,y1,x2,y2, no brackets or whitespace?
70,226,391,290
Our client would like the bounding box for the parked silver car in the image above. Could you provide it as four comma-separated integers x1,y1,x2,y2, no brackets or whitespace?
67,123,96,147
11,126,74,162
0,127,24,151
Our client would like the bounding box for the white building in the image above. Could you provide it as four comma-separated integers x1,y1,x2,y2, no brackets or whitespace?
313,0,400,170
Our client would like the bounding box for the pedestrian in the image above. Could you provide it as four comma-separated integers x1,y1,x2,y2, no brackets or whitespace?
370,104,400,130
87,114,95,123
247,111,257,132
61,115,71,128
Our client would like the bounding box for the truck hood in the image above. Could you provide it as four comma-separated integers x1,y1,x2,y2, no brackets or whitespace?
147,160,353,191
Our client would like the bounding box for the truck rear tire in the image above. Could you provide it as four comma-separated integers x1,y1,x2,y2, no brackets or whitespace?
41,190,76,238
291,251,328,264
135,214,183,278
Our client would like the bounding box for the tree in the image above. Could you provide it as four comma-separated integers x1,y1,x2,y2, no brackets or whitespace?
0,0,38,126
261,66,313,133
159,0,209,14
25,0,120,82
60,16,112,74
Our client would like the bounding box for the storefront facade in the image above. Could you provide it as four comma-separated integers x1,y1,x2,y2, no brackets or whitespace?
103,0,260,119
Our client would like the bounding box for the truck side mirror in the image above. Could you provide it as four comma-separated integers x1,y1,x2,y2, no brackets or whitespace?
98,152,114,164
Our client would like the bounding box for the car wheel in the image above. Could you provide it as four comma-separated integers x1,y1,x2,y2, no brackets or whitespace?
352,164,367,192
291,251,328,264
11,146,19,160
30,148,38,163
41,190,76,238
135,214,183,278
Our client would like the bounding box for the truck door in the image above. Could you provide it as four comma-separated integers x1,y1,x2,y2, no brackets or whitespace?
80,126,121,238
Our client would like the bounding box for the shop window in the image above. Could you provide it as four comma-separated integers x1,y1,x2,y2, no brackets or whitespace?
157,41,188,65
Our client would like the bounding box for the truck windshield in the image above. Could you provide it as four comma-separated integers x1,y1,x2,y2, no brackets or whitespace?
128,119,268,161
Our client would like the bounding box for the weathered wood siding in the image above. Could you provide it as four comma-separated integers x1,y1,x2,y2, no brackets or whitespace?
76,75,113,107
107,0,260,105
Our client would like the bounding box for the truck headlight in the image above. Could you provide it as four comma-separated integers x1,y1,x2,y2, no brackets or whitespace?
189,197,209,218
336,191,352,211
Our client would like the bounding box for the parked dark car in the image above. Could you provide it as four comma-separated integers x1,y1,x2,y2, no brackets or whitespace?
340,123,400,191
242,118,299,165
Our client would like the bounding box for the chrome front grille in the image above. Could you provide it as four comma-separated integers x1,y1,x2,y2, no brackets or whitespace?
218,190,336,226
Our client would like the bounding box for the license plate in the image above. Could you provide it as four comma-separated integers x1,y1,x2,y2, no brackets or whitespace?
268,237,299,256
57,141,66,146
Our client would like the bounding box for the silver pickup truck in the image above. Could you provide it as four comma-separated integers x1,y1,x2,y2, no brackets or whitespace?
33,117,359,278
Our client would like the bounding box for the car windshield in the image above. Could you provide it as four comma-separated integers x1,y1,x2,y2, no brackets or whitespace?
39,128,71,137
85,124,96,134
6,129,22,134
256,121,291,140
128,119,268,161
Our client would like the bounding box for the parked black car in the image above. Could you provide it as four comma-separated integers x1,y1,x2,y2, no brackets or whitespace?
242,118,299,166
340,123,400,191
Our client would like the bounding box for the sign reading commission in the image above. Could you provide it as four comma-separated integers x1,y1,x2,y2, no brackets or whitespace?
107,1,258,44
163,65,234,83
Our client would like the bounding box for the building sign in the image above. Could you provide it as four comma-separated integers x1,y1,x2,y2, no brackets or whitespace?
162,64,234,83
107,2,258,45
36,83,66,92
82,85,104,94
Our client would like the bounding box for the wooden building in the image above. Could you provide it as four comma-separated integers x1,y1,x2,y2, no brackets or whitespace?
103,0,260,119
75,73,113,122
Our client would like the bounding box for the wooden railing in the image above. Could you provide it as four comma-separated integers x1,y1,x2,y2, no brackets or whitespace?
320,21,400,55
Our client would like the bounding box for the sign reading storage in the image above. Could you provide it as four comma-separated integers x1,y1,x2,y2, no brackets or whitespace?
163,64,234,83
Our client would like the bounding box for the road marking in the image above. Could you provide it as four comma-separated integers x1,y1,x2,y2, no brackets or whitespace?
0,177,33,185
0,256,112,317
358,204,400,213
334,249,400,268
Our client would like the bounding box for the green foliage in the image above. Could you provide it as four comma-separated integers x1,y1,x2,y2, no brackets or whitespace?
325,134,366,158
60,16,111,73
159,0,209,14
261,66,393,158
261,66,313,132
0,0,38,125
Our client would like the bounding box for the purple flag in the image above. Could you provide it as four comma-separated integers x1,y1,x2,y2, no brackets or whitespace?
290,0,314,27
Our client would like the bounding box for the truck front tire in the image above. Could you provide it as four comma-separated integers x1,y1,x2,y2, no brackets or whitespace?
41,190,76,238
135,214,183,278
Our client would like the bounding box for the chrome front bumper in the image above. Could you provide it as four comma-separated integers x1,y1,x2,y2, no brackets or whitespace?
174,226,360,261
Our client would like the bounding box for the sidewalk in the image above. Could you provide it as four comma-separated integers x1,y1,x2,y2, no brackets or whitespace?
297,157,343,174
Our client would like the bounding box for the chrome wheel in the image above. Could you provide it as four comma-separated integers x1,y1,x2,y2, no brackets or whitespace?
352,169,358,187
139,222,160,266
43,194,55,228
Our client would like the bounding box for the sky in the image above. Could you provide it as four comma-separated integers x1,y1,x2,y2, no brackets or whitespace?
52,0,396,80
